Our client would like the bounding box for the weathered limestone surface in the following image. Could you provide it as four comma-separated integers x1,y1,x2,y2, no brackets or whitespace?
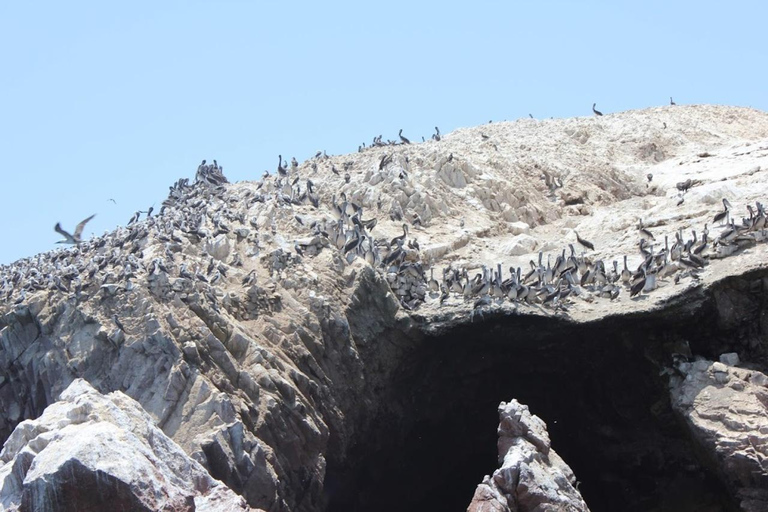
1,105,768,510
0,379,256,512
467,400,589,512
670,355,768,512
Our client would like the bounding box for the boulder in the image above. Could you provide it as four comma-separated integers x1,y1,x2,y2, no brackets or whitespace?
467,400,589,512
670,360,768,511
0,379,257,512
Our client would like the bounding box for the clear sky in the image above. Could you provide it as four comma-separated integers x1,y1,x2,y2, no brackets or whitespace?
1,1,766,265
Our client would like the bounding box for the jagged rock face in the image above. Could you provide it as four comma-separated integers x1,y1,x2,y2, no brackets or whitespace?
671,356,768,511
0,379,255,512
466,400,589,512
1,105,768,511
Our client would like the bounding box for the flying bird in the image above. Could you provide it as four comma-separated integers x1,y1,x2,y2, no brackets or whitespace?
54,214,96,244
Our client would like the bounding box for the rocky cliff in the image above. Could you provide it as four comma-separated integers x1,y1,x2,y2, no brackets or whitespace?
2,105,768,511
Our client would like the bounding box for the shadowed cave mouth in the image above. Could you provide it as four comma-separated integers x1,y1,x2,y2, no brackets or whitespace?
322,283,766,512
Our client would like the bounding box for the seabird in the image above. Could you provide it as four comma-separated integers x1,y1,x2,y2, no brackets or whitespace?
277,155,287,176
592,103,603,116
638,219,655,241
55,214,96,245
630,269,646,297
676,179,693,193
390,224,409,248
621,255,631,283
670,97,676,105
428,269,440,293
113,314,127,333
713,198,731,224
399,129,410,144
575,231,595,251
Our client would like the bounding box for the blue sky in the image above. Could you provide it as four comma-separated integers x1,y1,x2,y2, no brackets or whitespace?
1,1,766,265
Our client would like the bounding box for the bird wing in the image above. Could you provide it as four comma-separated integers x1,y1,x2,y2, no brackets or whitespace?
54,222,73,242
73,214,96,239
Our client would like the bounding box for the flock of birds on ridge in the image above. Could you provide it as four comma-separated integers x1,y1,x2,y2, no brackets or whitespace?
1,100,766,322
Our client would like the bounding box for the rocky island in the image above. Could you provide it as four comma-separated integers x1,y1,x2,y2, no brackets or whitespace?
2,104,768,511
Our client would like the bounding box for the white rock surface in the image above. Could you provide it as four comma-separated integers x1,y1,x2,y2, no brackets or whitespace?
0,379,256,512
467,400,589,512
2,105,768,510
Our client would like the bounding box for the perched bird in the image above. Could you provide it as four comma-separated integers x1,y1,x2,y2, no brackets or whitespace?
113,315,127,333
638,219,655,241
592,103,603,116
713,198,731,224
670,97,676,105
676,179,693,193
55,214,96,244
575,231,595,251
398,129,411,144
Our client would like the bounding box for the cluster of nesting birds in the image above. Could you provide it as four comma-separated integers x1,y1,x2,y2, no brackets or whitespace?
435,197,767,314
253,146,768,312
195,160,229,187
1,109,765,320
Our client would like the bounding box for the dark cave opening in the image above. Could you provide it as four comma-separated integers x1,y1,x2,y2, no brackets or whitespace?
325,274,768,512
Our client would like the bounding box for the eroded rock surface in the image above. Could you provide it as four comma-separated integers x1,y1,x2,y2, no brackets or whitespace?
467,400,589,512
0,379,255,512
1,105,768,510
670,355,768,511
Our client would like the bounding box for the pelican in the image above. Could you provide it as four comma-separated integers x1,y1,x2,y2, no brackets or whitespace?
55,214,96,244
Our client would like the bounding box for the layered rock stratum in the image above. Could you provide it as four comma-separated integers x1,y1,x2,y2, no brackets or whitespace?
2,104,768,511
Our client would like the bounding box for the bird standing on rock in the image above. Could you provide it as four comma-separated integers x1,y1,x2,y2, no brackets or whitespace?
592,103,603,116
575,231,595,251
399,129,410,144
